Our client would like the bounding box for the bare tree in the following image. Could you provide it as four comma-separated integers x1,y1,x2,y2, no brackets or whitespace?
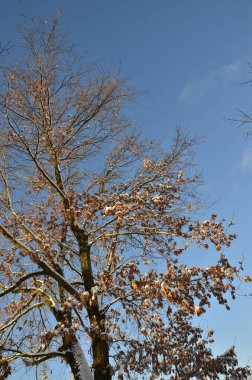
0,16,250,380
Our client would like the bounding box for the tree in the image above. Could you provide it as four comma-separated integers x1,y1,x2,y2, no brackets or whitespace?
0,16,250,380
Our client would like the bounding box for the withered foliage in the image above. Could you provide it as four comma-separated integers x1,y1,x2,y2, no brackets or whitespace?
0,17,250,380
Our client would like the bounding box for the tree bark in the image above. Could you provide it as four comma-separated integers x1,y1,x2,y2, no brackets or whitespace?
75,228,111,380
92,326,111,380
65,338,94,380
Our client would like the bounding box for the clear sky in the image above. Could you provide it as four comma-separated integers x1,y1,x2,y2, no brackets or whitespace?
1,0,252,378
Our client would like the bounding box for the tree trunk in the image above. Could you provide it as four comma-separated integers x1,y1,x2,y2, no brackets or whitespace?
75,229,112,380
65,335,111,380
92,334,111,380
65,338,94,380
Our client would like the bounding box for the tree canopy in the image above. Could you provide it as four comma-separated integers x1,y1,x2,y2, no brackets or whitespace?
0,16,250,380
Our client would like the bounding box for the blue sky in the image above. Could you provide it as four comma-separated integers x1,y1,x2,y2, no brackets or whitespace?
2,0,252,378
